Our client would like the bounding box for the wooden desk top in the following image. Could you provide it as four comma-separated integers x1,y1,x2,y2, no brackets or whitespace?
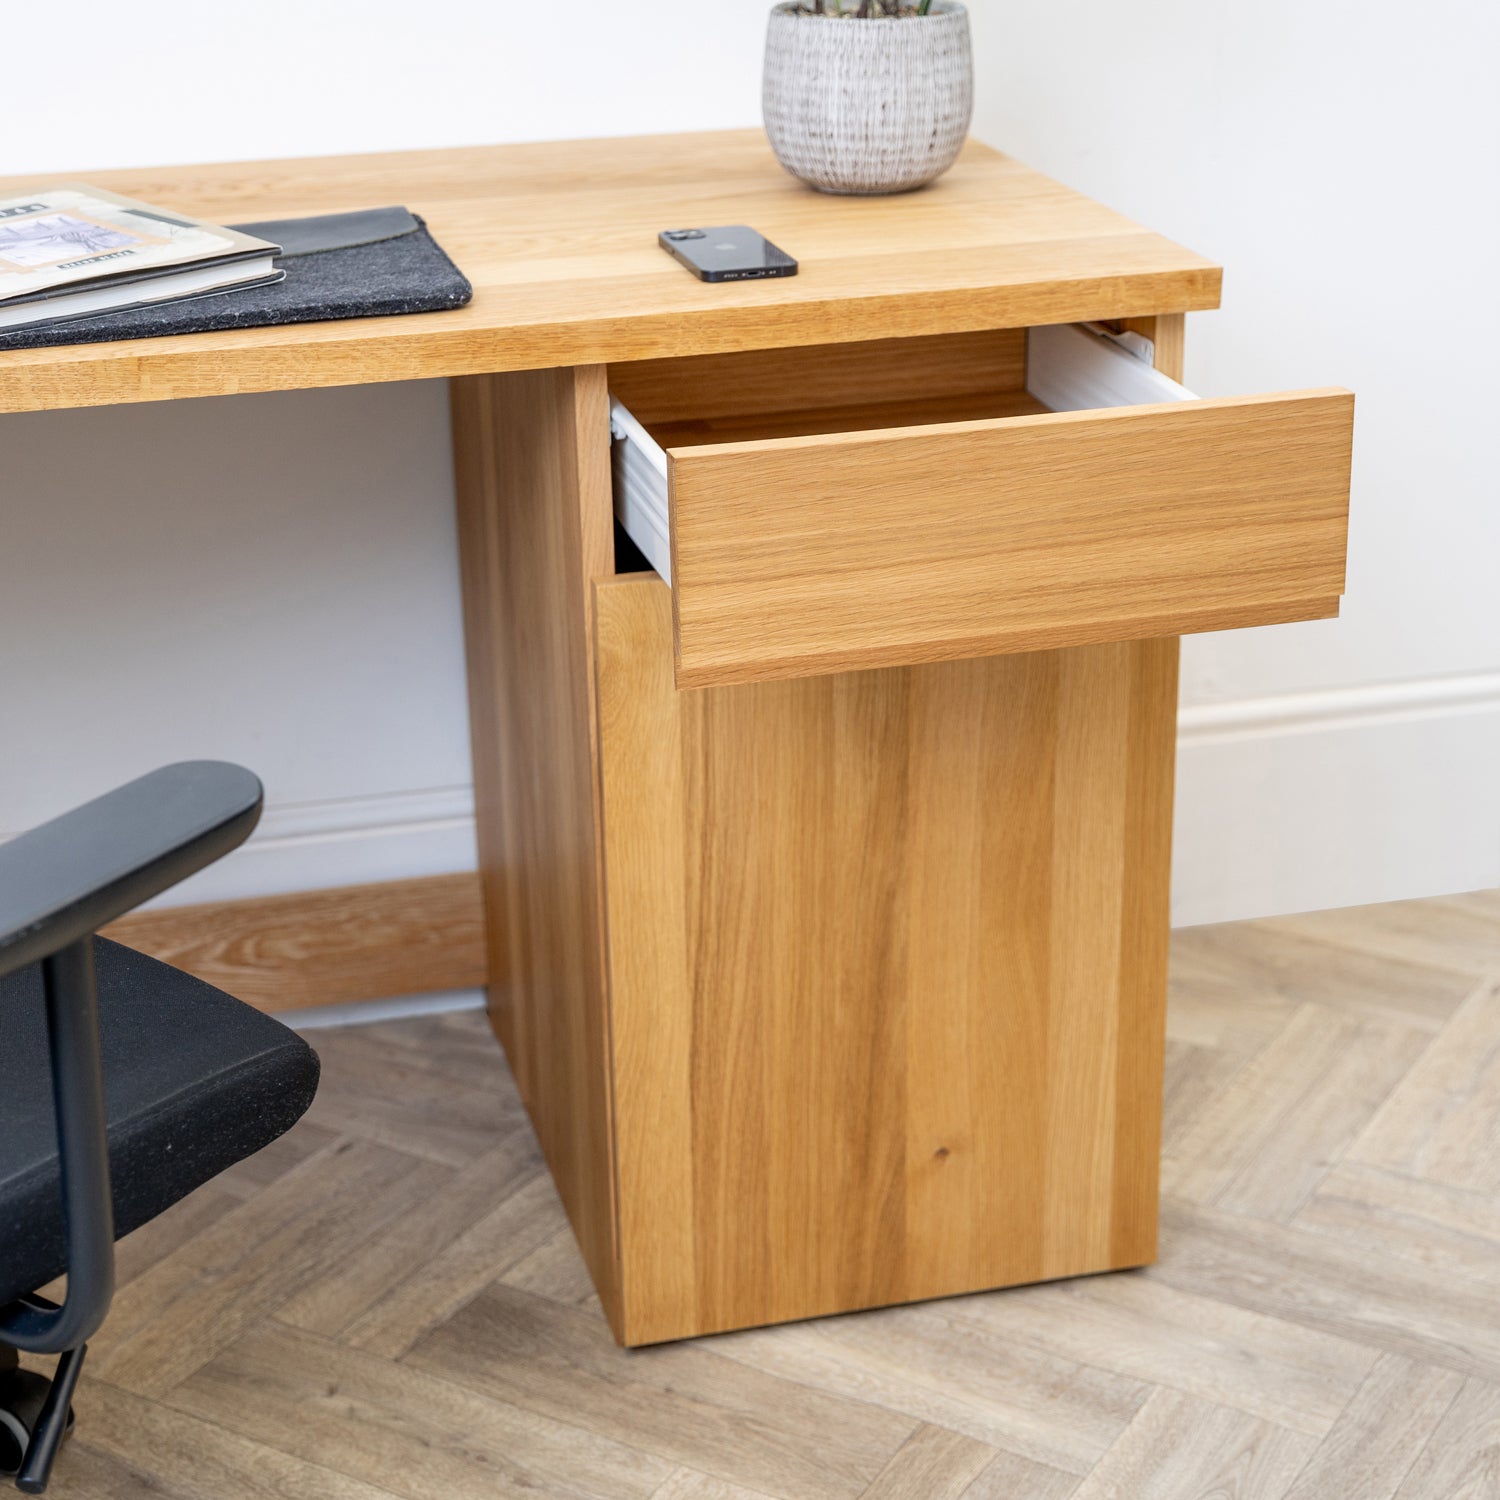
0,130,1220,415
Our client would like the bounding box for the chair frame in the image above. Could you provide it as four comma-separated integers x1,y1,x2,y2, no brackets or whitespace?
0,763,263,1493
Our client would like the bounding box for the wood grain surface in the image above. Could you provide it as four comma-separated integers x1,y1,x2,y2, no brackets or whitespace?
450,363,623,1332
648,388,1050,448
103,872,486,1011
0,132,1220,414
608,327,1029,425
593,576,1178,1344
663,387,1354,686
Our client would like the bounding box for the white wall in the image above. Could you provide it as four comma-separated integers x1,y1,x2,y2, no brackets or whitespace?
3,1,1496,924
973,0,1500,922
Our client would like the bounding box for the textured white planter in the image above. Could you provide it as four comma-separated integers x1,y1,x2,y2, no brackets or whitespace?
763,2,973,196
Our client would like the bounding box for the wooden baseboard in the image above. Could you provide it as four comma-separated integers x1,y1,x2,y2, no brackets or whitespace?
103,872,489,1013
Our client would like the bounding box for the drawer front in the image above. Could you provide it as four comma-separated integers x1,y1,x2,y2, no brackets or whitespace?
666,389,1353,687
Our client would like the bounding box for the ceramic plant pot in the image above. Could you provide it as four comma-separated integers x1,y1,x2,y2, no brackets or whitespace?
762,2,973,195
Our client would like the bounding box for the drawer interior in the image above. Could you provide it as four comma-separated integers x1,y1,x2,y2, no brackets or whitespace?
609,324,1195,585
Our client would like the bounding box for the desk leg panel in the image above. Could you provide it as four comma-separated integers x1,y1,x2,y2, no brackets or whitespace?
451,366,622,1333
595,577,1178,1345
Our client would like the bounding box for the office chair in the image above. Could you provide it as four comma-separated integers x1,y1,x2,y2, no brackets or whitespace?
0,763,321,1493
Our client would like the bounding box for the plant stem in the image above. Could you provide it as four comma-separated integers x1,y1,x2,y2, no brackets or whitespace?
918,0,933,12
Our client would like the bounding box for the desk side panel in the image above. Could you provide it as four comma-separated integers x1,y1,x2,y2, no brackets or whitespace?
595,576,1176,1344
451,366,621,1332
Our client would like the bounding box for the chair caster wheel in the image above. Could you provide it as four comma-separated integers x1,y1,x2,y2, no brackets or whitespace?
0,1371,74,1479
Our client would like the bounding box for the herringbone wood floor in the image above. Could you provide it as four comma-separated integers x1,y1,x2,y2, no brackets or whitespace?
27,889,1500,1499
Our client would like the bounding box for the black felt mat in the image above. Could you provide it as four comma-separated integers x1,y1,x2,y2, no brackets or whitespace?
0,210,472,352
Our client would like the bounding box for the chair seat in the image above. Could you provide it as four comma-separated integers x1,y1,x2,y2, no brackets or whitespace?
0,937,319,1310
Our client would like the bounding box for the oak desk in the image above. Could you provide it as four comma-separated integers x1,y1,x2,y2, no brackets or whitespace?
0,131,1352,1345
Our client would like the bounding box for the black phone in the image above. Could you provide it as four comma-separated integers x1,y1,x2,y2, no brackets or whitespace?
658,226,798,282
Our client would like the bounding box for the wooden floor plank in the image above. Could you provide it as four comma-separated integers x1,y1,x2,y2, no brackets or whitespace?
1068,1388,1315,1500
1293,1160,1500,1288
958,1450,1080,1500
1155,1198,1500,1383
90,1140,439,1397
858,1426,996,1499
342,1172,566,1359
404,1282,918,1500
1391,1377,1500,1499
301,1015,508,1097
1165,953,1299,1059
1213,1012,1428,1221
1161,1036,1249,1153
500,1224,609,1309
109,1182,244,1290
44,1436,201,1500
1348,975,1500,1193
214,1120,344,1199
713,1301,1143,1475
947,1266,1376,1437
65,1380,405,1500
169,1321,674,1500
276,1140,542,1338
303,1029,528,1167
1167,921,1477,1033
651,1471,782,1500
1256,891,1500,982
1163,1003,1427,1217
1281,1354,1464,1500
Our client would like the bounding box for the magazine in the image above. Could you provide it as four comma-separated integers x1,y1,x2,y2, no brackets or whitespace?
0,185,279,310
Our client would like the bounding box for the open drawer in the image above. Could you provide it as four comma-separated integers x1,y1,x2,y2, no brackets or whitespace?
610,324,1353,688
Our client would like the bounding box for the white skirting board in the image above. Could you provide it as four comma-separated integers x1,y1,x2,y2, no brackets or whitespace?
1172,673,1500,926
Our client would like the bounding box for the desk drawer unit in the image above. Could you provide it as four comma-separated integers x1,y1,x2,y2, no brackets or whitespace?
582,323,1353,1344
611,322,1353,688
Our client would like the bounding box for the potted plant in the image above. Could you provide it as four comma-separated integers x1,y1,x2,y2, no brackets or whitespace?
763,1,973,195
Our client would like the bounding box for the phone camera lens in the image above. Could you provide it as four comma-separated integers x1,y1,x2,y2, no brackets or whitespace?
664,229,706,240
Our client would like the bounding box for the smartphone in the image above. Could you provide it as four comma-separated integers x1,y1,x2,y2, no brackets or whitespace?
659,226,798,282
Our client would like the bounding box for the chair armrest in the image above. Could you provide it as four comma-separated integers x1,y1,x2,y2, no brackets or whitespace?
0,761,262,980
